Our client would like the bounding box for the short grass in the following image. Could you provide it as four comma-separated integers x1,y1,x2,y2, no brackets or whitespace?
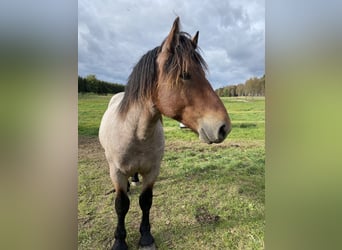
78,93,265,249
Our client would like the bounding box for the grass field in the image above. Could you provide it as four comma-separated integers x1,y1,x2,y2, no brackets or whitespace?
78,93,265,249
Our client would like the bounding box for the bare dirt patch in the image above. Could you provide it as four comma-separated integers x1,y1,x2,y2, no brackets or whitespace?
78,136,105,162
195,206,220,225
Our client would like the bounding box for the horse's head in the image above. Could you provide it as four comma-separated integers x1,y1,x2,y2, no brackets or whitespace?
154,17,231,144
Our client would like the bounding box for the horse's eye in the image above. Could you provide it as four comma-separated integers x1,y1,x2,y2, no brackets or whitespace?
180,72,191,80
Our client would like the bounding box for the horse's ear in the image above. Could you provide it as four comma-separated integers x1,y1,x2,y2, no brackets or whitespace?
192,31,199,48
162,17,180,53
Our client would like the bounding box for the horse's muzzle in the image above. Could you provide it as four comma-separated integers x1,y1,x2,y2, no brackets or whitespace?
198,120,231,144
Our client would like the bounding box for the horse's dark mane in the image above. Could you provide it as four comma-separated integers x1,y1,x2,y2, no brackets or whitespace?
163,32,208,85
119,46,160,115
118,32,207,116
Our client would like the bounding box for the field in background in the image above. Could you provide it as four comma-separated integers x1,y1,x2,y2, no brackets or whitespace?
78,93,265,249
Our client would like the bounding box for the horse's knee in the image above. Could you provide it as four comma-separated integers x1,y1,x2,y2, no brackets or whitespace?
139,187,153,211
115,190,130,216
114,190,130,244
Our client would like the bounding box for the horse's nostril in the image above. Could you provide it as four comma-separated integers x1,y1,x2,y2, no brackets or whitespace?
218,124,227,140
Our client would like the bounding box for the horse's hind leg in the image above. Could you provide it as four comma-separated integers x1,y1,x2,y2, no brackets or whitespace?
110,171,130,250
131,172,140,186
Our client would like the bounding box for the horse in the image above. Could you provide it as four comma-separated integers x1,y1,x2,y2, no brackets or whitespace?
99,17,231,250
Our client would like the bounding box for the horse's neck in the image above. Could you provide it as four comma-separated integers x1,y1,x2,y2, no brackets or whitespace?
126,102,162,141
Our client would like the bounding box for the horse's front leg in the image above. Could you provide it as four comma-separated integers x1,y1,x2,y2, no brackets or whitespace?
138,185,155,249
112,188,130,250
110,169,130,250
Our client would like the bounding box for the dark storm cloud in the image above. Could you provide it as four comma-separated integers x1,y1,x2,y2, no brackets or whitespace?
78,0,264,88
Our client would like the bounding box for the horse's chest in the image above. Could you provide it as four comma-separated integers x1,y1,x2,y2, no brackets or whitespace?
116,137,164,174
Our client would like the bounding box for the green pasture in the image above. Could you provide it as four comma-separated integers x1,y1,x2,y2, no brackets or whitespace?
78,93,265,249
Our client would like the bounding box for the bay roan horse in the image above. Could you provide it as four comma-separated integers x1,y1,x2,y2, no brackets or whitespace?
99,17,231,250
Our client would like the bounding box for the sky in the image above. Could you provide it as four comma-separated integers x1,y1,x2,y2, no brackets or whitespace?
78,0,264,89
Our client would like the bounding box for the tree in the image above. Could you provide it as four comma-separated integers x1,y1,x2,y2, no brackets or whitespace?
236,83,245,96
215,74,265,97
78,76,86,92
78,75,125,94
228,85,237,97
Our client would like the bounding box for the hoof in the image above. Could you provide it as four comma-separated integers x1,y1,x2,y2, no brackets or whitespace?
111,239,128,250
139,243,156,250
139,233,155,249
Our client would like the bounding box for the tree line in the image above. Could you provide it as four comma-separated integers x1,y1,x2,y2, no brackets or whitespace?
79,74,265,97
215,75,265,97
78,75,125,94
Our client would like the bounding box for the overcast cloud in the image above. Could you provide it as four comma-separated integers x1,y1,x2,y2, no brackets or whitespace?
78,0,264,89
